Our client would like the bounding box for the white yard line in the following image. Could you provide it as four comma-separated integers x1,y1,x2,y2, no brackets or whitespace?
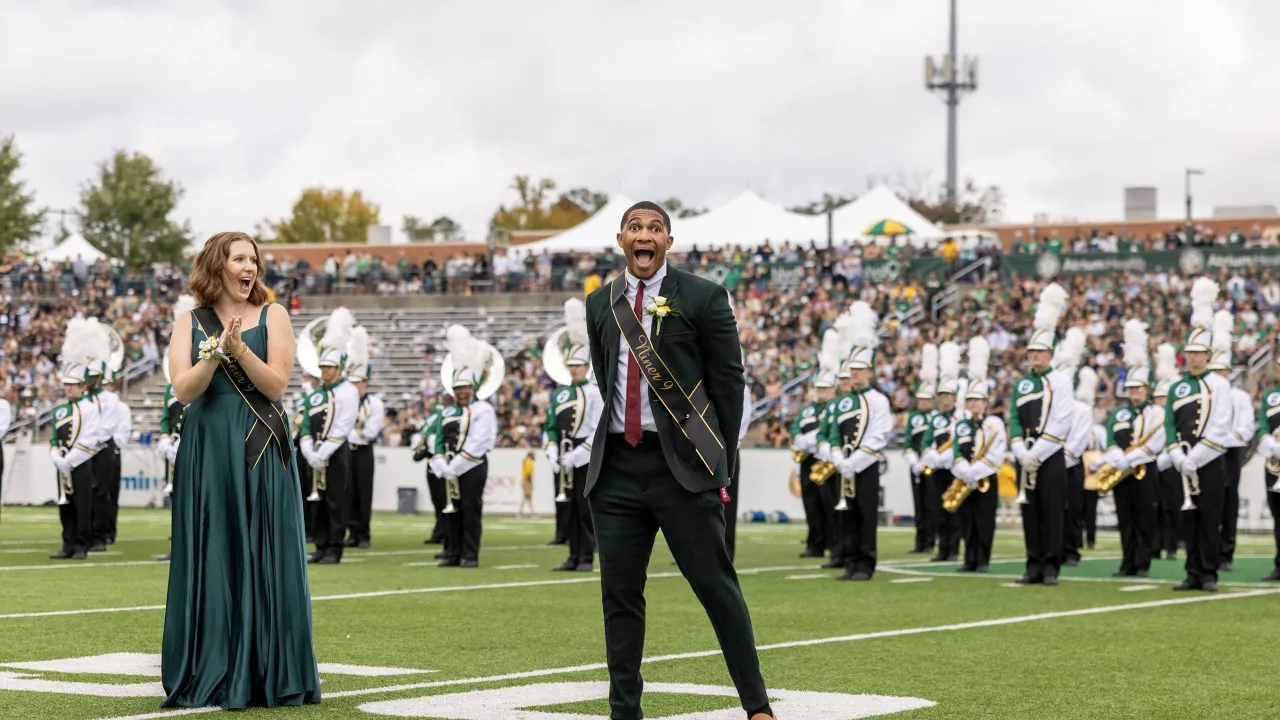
90,587,1280,720
890,578,934,584
0,560,163,572
0,565,819,620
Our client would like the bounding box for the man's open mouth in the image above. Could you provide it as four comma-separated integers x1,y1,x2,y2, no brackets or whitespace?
633,249,655,265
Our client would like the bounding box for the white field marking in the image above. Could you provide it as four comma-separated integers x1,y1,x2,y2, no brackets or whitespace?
1000,583,1024,588
89,587,1280,720
0,536,171,546
890,577,934,584
1,565,819,621
1119,585,1158,592
0,560,163,572
492,564,538,570
360,545,561,557
880,555,1279,588
0,548,54,554
785,574,831,580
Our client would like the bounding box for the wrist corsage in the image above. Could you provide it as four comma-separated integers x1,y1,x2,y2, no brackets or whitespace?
198,335,230,364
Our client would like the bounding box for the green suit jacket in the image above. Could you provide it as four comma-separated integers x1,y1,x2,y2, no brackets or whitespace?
583,264,745,496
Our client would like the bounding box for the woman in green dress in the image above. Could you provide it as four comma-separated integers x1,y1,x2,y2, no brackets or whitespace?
162,231,321,709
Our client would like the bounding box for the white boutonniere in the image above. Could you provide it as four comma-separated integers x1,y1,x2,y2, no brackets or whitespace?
643,295,679,336
198,335,229,364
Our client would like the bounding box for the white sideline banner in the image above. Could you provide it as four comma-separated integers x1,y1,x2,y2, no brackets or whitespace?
2,444,1276,531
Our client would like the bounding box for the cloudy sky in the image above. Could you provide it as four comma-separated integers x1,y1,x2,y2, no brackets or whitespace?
4,0,1278,244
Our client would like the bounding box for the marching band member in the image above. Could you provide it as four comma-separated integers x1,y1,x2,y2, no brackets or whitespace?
300,308,360,565
295,371,320,542
48,319,106,560
101,368,132,545
1084,420,1107,550
790,347,836,559
430,325,499,568
1208,310,1254,572
544,299,589,548
1009,282,1074,586
0,387,9,523
817,317,855,569
921,341,966,562
544,326,603,572
155,295,194,562
951,336,1005,573
1167,279,1236,592
412,403,449,551
1093,320,1165,578
345,327,383,549
83,329,124,552
829,302,891,581
1055,328,1090,567
904,343,939,555
1253,345,1280,582
1151,344,1182,560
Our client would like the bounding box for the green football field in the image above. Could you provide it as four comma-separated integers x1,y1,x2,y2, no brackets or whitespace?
1,506,1278,720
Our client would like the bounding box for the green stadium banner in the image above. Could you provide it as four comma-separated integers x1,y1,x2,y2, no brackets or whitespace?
1008,247,1280,280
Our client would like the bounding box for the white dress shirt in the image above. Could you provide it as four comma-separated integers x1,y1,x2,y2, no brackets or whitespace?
738,385,752,443
349,394,386,446
1064,401,1094,468
0,399,12,440
609,262,668,434
94,390,128,450
446,400,498,477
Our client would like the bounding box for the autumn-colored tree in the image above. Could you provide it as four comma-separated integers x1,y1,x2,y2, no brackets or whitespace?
658,198,708,218
789,193,856,215
263,187,380,244
896,177,1004,225
78,150,192,267
403,214,462,242
491,175,607,231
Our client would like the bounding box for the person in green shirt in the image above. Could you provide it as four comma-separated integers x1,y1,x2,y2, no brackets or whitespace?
790,370,835,558
412,403,447,548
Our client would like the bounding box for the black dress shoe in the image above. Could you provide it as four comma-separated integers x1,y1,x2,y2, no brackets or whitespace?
106,537,115,545
1086,542,1095,550
1112,570,1135,577
1221,562,1234,572
49,551,72,559
820,559,843,569
438,559,461,567
358,540,370,549
908,548,928,554
975,565,989,573
1135,569,1149,578
574,563,594,572
1063,556,1080,567
799,550,824,558
850,572,871,581
460,559,478,568
1262,570,1280,582
1014,575,1040,585
552,561,577,571
89,543,106,553
343,538,358,548
1200,580,1218,592
946,554,960,562
317,556,339,565
1043,576,1059,586
71,551,87,560
956,565,975,573
156,554,171,562
547,539,567,546
835,570,855,581
434,551,449,560
929,555,948,562
1172,580,1199,591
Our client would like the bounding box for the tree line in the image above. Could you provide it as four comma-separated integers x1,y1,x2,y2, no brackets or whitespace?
0,134,1003,268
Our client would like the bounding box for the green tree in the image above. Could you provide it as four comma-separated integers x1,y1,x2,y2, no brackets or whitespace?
264,187,380,244
78,150,192,268
565,187,608,214
403,214,463,242
789,193,856,215
0,135,46,254
900,178,1004,225
659,198,707,218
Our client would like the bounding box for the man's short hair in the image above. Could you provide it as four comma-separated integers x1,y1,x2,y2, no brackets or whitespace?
620,201,671,233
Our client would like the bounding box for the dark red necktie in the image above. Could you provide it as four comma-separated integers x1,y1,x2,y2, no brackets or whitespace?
625,280,645,446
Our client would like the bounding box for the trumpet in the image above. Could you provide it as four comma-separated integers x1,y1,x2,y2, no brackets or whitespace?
163,460,174,496
1178,442,1199,511
1266,428,1280,477
56,461,72,507
1015,464,1037,505
307,465,326,502
833,444,855,511
555,438,573,503
921,438,953,477
442,451,459,514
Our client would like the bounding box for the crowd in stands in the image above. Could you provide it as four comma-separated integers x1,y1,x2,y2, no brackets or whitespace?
7,234,1278,450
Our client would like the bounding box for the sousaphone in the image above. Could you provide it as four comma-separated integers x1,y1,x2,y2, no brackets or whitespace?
295,315,326,378
541,326,580,387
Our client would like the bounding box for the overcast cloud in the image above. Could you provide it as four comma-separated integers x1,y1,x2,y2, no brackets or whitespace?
3,0,1278,243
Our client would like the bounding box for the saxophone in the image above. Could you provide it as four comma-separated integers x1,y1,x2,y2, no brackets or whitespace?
1266,427,1280,477
942,427,994,513
1095,422,1164,492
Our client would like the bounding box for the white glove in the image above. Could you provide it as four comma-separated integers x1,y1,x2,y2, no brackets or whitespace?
429,456,449,478
1179,456,1198,476
816,444,831,463
53,457,71,476
920,448,938,468
837,455,856,478
1087,458,1103,473
1011,441,1029,464
1156,452,1172,472
155,436,173,458
911,462,923,476
793,463,802,479
544,444,559,466
548,457,562,474
961,468,979,489
167,439,181,463
1021,455,1042,472
903,450,919,468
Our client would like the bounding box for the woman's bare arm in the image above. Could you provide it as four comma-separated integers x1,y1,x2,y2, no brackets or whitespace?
235,303,295,401
170,311,218,405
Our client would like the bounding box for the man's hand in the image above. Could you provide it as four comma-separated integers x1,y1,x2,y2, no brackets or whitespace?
1021,455,1042,472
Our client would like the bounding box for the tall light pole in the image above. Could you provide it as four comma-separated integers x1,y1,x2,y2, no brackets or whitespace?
1185,168,1203,245
925,0,978,207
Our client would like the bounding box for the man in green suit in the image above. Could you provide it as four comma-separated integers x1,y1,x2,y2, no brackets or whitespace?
584,201,772,720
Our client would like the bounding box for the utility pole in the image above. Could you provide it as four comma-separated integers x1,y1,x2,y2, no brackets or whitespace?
1185,168,1204,245
925,0,978,206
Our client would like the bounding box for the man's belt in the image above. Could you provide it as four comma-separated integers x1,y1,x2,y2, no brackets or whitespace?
192,307,293,469
610,277,724,475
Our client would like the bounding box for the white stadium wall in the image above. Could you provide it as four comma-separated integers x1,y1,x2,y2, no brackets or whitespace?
3,445,1276,532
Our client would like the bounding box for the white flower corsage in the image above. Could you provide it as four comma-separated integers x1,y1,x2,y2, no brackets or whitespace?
198,335,230,364
643,295,679,336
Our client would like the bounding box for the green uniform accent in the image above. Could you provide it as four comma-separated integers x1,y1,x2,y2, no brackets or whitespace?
789,401,822,437
905,410,930,453
1256,385,1280,439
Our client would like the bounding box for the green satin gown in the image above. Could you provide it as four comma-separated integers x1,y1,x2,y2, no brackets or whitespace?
161,306,321,709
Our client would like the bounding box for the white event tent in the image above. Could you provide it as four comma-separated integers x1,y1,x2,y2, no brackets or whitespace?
39,236,106,263
675,190,825,250
830,185,946,246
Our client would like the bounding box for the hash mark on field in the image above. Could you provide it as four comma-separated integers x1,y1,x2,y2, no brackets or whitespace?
493,564,538,570
1119,585,1157,592
785,573,830,580
1000,582,1024,587
0,559,160,572
88,588,1280,720
891,578,934,584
